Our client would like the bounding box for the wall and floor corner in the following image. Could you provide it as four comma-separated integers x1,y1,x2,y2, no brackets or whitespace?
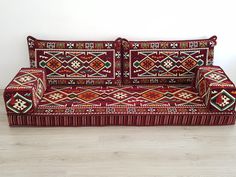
0,0,236,89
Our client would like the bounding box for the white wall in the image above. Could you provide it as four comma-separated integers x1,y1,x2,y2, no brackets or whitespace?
0,0,235,89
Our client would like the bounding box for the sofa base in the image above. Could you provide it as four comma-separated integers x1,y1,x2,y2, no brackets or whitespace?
8,114,235,126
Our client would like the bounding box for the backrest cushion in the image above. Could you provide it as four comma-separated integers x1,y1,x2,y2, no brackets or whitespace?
27,36,122,86
122,36,217,84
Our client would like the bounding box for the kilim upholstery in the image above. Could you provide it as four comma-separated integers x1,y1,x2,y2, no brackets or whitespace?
194,66,236,112
122,36,217,84
27,36,122,86
3,36,236,126
4,68,47,113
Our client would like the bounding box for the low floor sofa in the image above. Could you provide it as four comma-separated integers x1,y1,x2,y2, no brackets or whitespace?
4,36,236,126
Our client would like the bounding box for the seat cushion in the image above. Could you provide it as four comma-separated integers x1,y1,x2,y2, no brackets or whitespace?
36,84,209,114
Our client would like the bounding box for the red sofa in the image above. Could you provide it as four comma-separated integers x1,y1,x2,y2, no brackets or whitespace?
4,36,236,126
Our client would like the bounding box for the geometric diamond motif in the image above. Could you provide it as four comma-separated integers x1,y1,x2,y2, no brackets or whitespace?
205,72,227,83
6,93,33,113
90,58,105,71
77,90,99,101
139,58,155,71
160,57,176,70
174,90,195,101
113,91,128,100
44,91,67,103
18,75,34,83
68,93,78,99
182,57,197,70
49,93,64,100
141,90,163,101
211,90,236,111
69,58,81,71
46,58,62,71
164,92,174,98
176,91,193,101
14,74,36,85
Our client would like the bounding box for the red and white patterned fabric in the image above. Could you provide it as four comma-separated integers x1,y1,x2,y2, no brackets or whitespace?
122,36,217,85
27,36,122,86
194,66,236,112
4,68,47,113
4,36,236,126
37,85,205,114
7,85,236,126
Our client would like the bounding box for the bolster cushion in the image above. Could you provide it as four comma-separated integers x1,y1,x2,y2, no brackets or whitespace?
194,66,236,112
4,68,47,114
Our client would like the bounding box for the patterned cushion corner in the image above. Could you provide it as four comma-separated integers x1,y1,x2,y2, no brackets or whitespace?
194,65,236,112
209,87,236,112
122,36,217,84
4,68,47,114
27,36,122,86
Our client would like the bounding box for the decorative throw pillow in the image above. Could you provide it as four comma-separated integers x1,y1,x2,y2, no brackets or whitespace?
122,36,217,84
27,36,122,86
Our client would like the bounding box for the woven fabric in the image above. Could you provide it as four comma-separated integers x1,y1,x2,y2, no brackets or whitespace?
27,36,122,86
6,84,234,126
7,113,236,126
4,36,236,126
4,68,47,113
194,66,236,112
122,36,217,84
35,84,219,115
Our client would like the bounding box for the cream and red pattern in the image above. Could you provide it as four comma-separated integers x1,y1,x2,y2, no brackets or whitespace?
194,66,236,112
7,84,235,126
27,36,122,86
122,36,217,84
4,68,47,113
4,36,236,126
37,85,204,114
6,84,232,126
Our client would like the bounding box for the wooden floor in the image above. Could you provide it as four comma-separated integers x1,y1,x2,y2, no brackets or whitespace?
1,91,236,177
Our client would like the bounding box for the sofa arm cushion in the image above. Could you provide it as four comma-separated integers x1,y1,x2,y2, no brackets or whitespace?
194,66,236,112
4,68,47,114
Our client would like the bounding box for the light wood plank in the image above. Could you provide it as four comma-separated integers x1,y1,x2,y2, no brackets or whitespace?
0,90,236,177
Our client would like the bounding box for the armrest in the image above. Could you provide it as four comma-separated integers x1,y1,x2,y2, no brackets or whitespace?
4,68,47,114
194,66,236,112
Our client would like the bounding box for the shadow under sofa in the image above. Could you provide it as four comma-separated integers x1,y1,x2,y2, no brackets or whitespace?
3,36,236,126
